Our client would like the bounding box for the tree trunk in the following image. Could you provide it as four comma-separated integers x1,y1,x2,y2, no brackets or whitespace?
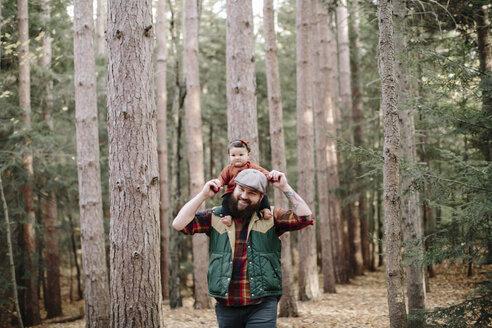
41,0,63,318
296,0,319,301
96,0,105,56
68,214,83,300
74,0,111,326
156,0,170,301
349,0,370,270
18,0,41,324
378,0,408,326
264,0,298,316
1,172,24,328
184,0,210,309
313,0,336,294
393,0,426,325
226,0,259,159
107,0,163,325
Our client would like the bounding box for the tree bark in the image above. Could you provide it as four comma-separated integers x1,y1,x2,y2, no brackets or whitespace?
41,0,63,318
264,0,298,316
313,0,336,294
96,0,105,56
184,0,210,309
226,0,259,159
156,0,170,301
393,1,426,325
107,0,163,325
296,0,320,301
18,0,41,324
378,0,408,326
74,0,111,326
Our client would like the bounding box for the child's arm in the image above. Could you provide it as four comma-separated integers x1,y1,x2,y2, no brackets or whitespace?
250,162,270,177
217,165,230,186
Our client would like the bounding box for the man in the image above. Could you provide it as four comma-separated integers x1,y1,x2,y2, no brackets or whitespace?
173,169,314,328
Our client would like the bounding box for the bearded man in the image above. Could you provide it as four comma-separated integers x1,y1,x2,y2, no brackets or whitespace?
172,169,314,328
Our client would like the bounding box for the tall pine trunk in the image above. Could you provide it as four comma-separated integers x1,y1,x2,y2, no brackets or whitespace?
226,0,259,157
264,0,298,317
296,0,319,301
184,0,210,309
107,0,162,325
313,0,336,294
393,0,425,325
41,0,63,318
18,0,41,324
73,0,110,326
156,0,170,301
378,0,408,326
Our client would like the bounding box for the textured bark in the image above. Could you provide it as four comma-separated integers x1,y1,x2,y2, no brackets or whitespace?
41,0,62,318
18,0,41,324
378,0,408,326
184,0,210,309
349,0,370,270
264,0,298,316
226,0,259,159
393,0,425,324
156,0,170,301
74,0,111,326
313,0,336,294
107,0,162,325
296,0,320,301
96,0,105,56
474,3,492,161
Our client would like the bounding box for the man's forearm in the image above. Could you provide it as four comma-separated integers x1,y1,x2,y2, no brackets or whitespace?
281,185,312,216
172,192,207,231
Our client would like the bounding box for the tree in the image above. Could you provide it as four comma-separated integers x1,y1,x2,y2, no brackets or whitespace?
107,0,163,325
41,0,63,318
226,0,258,156
73,0,110,325
18,0,41,324
184,0,210,309
296,0,319,301
393,0,426,325
378,0,408,326
96,0,105,56
156,0,170,301
263,0,298,317
313,0,336,294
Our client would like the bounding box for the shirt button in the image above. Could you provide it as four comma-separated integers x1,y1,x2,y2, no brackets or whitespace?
252,294,254,297
230,261,233,264
225,293,228,296
227,278,230,281
250,277,253,280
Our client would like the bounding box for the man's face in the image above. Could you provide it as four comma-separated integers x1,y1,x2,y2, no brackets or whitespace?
231,184,262,211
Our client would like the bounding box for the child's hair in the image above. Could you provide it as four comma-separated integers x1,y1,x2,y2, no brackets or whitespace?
228,139,251,153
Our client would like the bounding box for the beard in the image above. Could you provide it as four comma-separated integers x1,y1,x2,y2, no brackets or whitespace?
228,194,261,221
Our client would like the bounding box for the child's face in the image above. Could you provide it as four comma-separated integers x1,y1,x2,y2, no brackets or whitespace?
229,147,249,167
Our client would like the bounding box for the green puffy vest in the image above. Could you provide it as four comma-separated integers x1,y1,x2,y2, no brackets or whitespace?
208,206,282,300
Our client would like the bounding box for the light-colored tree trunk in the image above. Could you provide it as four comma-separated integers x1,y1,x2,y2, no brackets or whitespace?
296,0,319,301
226,0,259,159
73,0,111,326
264,0,298,317
1,172,24,328
378,0,408,326
18,0,41,324
313,0,336,294
393,1,425,325
107,0,163,325
184,0,210,309
96,0,105,56
156,0,170,301
337,0,364,277
349,0,370,270
41,0,63,318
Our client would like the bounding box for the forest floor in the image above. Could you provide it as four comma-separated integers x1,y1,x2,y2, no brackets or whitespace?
32,263,489,328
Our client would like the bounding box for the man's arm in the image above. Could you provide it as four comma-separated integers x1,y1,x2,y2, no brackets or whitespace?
172,179,222,231
268,170,312,216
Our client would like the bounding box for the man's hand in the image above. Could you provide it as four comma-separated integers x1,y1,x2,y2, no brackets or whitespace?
269,170,288,191
201,179,222,199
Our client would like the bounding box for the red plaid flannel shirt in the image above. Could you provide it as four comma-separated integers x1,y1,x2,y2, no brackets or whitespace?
181,207,314,306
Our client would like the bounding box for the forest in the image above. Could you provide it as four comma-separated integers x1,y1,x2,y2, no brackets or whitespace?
0,0,491,327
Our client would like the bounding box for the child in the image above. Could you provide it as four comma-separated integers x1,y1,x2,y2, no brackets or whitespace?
217,139,272,226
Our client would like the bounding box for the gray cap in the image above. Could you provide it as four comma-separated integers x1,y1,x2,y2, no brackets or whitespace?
234,169,268,194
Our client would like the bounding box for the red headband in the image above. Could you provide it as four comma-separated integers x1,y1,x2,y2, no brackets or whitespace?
239,138,249,145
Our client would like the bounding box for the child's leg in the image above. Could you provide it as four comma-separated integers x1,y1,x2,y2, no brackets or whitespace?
258,195,272,219
220,193,232,226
